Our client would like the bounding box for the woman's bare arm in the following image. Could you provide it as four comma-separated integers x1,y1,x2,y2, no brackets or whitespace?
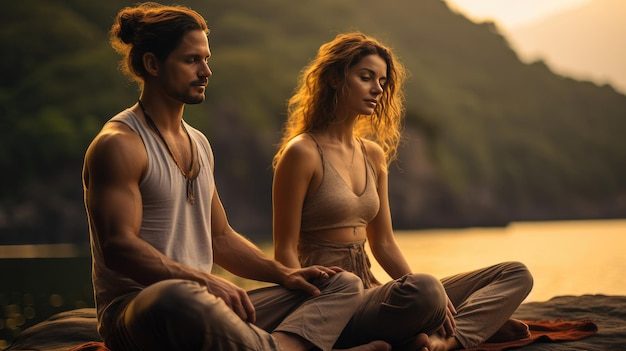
272,137,319,268
364,141,413,279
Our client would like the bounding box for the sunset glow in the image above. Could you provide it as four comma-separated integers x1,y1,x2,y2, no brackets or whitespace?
445,0,591,27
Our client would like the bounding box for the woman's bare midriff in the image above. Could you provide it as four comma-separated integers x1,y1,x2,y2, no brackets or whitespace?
303,226,368,243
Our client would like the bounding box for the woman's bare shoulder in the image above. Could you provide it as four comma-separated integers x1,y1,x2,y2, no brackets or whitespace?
275,134,323,178
283,133,320,157
360,138,385,164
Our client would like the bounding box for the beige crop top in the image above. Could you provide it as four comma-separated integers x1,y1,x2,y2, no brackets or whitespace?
300,134,380,232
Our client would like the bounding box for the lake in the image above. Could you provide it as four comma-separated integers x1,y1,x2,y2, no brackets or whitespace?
225,218,626,302
366,219,626,303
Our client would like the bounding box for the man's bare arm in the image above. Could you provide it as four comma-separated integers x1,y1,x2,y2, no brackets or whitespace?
84,121,210,286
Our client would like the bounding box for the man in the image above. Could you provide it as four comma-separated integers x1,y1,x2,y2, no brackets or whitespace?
83,3,389,350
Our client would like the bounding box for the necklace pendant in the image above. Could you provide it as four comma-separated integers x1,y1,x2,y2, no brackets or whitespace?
353,227,357,235
186,178,196,205
138,99,197,205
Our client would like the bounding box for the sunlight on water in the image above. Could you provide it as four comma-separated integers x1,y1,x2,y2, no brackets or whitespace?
0,244,82,258
367,219,626,302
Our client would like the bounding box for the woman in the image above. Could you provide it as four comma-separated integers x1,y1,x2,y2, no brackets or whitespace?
272,32,534,351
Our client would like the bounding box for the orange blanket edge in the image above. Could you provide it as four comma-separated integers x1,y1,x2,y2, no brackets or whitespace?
67,341,110,351
461,319,598,351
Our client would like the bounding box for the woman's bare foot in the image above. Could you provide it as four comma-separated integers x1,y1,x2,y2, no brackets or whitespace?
485,319,531,343
413,333,431,351
392,333,431,351
335,340,391,351
428,334,460,351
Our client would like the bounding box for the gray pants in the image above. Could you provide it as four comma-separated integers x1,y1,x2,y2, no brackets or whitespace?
441,261,533,347
101,271,364,351
335,261,533,349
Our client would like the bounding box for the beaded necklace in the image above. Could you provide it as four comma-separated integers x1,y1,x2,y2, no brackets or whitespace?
138,100,197,204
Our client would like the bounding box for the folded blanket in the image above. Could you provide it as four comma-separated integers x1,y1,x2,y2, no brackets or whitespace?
462,319,598,351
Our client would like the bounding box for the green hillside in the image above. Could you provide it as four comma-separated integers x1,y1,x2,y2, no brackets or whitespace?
1,0,624,244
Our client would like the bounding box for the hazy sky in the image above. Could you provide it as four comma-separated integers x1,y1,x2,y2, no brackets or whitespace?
444,0,591,27
444,0,626,94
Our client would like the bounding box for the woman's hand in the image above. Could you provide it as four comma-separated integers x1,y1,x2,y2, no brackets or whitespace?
438,296,457,338
281,265,345,296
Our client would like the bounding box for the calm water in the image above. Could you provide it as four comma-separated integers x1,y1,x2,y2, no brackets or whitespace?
366,219,626,302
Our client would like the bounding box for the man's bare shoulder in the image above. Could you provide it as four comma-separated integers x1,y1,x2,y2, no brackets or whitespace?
84,119,147,184
88,121,143,156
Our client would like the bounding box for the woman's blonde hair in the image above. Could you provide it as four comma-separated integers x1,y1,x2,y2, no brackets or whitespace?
273,32,407,168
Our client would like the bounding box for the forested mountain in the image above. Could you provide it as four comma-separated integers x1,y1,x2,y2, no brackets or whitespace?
1,0,625,245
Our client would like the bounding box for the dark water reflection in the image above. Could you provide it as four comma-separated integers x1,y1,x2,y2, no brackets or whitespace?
0,257,93,348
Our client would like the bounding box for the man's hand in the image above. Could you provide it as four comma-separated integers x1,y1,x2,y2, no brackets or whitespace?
281,265,344,296
205,274,256,323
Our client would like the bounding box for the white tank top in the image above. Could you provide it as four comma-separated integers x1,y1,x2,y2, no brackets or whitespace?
89,109,215,325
